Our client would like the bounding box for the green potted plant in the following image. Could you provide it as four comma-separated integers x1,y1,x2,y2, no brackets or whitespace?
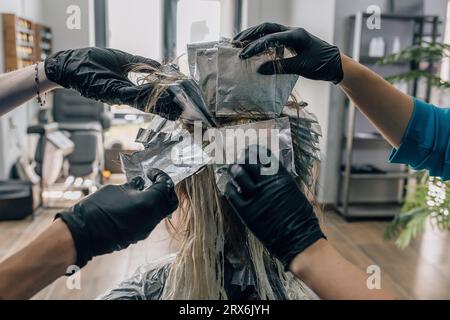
384,173,450,248
379,41,450,91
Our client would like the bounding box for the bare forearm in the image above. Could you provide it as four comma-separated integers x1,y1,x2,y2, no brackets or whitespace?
289,239,395,300
339,54,414,148
0,62,58,117
0,219,76,300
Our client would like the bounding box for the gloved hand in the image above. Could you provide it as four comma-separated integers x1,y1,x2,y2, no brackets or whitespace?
234,22,344,84
224,148,325,269
45,47,182,120
56,169,179,268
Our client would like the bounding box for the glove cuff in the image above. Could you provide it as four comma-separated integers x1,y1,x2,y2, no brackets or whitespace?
332,53,344,85
279,230,327,271
44,52,69,88
55,208,93,270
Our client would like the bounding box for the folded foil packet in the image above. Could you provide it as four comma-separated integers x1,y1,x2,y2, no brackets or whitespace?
187,40,299,118
215,46,298,117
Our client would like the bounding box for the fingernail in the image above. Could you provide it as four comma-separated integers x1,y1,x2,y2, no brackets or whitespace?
166,180,174,189
229,164,242,177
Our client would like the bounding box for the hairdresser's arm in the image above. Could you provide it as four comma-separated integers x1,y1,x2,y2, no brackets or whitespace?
237,23,450,179
0,169,178,300
1,48,181,120
0,219,76,300
225,151,394,300
340,54,413,147
0,62,57,117
289,239,391,299
340,56,450,180
235,23,412,148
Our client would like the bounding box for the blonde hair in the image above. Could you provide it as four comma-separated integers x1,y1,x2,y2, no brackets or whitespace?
132,58,321,300
160,111,320,299
163,166,312,299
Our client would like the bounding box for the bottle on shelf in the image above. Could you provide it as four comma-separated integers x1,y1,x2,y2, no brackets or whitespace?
368,37,386,58
392,36,401,54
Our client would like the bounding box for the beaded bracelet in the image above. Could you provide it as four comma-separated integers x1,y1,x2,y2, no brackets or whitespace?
35,63,46,107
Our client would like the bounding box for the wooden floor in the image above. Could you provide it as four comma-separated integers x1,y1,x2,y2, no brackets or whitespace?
324,213,450,299
0,206,178,300
1,187,450,299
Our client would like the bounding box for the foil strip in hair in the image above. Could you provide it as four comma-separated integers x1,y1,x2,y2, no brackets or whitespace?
282,105,322,188
215,46,298,117
187,41,218,77
195,48,218,113
121,117,296,193
205,117,296,194
188,40,299,118
168,79,218,127
120,118,211,187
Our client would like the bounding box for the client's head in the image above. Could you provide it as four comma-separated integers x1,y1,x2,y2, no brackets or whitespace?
132,62,321,300
160,112,320,300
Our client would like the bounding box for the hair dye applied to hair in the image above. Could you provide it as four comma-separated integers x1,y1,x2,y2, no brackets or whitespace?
158,106,321,299
101,44,322,300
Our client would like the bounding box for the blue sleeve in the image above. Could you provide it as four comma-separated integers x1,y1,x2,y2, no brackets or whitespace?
389,98,450,180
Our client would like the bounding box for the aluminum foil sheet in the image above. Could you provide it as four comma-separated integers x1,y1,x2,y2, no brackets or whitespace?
187,41,218,77
215,46,298,117
168,79,218,127
187,40,299,118
120,119,211,187
205,117,296,194
282,105,322,188
121,117,296,192
195,48,218,112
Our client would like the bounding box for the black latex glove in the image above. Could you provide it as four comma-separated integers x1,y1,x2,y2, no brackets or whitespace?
56,169,179,268
234,22,344,84
224,148,325,269
45,47,182,120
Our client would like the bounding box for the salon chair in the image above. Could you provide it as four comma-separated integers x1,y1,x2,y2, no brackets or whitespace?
27,114,74,211
52,89,112,183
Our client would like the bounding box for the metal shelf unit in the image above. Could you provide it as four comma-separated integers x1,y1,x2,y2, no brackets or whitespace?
337,12,441,219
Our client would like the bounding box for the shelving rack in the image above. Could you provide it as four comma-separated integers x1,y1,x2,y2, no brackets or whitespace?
2,13,36,71
337,13,441,219
34,24,53,62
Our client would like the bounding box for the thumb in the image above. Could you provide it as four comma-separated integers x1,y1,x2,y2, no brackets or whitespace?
257,56,300,75
147,168,174,187
122,176,146,191
144,168,178,216
228,164,257,198
113,83,153,110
